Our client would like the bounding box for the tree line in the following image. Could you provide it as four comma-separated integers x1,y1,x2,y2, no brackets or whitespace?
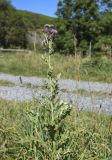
0,0,28,48
0,0,54,49
0,0,112,56
55,0,112,56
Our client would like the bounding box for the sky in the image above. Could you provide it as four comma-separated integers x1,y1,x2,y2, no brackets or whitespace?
11,0,59,17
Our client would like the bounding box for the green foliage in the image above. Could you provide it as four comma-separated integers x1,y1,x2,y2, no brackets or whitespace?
100,12,112,36
55,30,74,54
0,51,112,83
94,36,112,56
0,26,112,159
17,10,55,30
0,0,28,48
6,12,28,48
80,55,112,82
0,0,55,49
0,0,13,10
79,40,88,55
26,64,72,159
0,33,112,159
55,0,112,55
0,98,111,160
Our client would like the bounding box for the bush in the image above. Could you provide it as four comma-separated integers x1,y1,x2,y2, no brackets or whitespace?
94,36,112,57
55,31,74,55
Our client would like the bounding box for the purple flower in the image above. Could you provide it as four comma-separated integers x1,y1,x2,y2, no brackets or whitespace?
43,24,55,34
50,29,58,38
50,29,58,35
41,24,58,47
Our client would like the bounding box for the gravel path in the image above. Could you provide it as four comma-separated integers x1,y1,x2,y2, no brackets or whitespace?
0,73,112,114
0,73,112,93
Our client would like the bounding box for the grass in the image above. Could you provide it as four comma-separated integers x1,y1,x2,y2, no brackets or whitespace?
0,52,112,83
0,80,15,86
0,49,112,159
74,89,112,97
60,88,112,97
0,98,112,159
24,82,45,90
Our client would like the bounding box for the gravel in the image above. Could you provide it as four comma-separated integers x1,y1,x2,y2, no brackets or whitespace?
0,73,112,93
0,73,112,114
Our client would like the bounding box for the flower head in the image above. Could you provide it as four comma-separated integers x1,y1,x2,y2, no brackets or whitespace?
50,29,58,38
42,24,58,47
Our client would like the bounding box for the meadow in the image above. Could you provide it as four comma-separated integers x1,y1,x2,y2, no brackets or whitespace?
0,51,112,160
0,51,112,83
0,0,112,158
0,98,112,160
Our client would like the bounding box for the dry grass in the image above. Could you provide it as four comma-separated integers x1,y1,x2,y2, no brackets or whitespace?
0,52,112,82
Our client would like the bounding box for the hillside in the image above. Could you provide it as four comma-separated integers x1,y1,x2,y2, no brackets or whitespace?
0,0,56,48
16,10,55,30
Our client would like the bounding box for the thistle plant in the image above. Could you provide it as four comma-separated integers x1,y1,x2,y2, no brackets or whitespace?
26,24,73,160
1,24,111,160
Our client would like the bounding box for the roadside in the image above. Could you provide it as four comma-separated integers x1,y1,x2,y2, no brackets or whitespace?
0,73,112,114
0,52,112,83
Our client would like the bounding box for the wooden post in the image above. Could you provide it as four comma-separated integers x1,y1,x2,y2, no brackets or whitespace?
89,41,92,57
34,32,37,53
74,34,77,58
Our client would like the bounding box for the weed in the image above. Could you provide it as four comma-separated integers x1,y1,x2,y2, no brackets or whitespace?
0,26,112,159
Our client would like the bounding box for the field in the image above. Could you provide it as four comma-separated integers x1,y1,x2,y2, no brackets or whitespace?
0,98,112,160
0,0,112,159
0,51,112,159
0,52,112,83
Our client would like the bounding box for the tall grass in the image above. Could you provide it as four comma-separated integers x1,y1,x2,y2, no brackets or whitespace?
0,31,112,160
0,99,112,159
0,52,112,82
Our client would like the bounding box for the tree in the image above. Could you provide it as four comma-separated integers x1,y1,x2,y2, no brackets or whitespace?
6,12,28,48
94,11,112,55
0,0,28,48
94,1,112,54
0,0,13,47
98,0,112,12
55,0,75,54
56,0,112,55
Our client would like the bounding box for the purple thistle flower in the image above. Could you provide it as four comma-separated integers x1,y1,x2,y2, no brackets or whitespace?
50,29,58,35
41,24,58,47
50,29,58,39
